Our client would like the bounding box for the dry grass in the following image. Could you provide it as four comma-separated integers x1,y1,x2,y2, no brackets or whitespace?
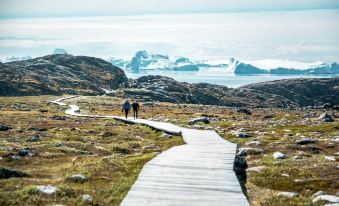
0,95,338,205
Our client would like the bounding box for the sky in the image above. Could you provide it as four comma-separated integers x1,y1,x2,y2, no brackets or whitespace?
0,0,339,62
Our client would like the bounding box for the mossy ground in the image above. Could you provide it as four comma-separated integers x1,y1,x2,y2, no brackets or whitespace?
0,96,338,205
0,96,183,205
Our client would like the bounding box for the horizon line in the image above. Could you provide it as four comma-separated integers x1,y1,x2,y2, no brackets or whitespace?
1,8,338,20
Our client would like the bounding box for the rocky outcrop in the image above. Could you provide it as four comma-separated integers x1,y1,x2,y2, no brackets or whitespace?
0,54,128,96
1,54,338,108
124,75,297,108
241,77,339,107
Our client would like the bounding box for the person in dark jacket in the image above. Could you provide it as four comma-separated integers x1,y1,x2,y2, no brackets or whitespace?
132,101,140,119
122,100,131,119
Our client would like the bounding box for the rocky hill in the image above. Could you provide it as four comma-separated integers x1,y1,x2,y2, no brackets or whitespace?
241,77,339,107
1,54,338,108
122,75,297,108
0,54,128,96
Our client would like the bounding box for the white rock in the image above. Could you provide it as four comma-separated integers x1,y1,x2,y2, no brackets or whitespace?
273,152,287,159
161,133,172,138
246,166,268,172
67,174,87,182
278,192,298,198
313,195,339,203
324,156,336,161
82,194,93,202
245,140,261,146
36,185,57,195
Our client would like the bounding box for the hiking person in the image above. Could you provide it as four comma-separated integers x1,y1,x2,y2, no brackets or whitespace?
132,100,140,119
122,100,131,119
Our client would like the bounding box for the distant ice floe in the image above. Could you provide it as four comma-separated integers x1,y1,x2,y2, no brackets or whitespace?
108,51,339,75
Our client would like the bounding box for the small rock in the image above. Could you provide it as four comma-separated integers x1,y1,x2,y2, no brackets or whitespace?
246,166,269,173
143,145,158,150
161,133,172,139
324,156,336,162
313,191,327,197
113,146,130,154
188,117,209,125
75,120,81,124
319,113,334,122
273,152,287,159
28,133,40,142
322,103,333,109
50,115,67,121
67,174,87,183
292,156,302,160
101,131,113,137
296,138,317,145
313,195,339,203
9,155,21,161
36,185,57,195
278,192,299,198
245,140,261,146
82,194,93,202
18,148,30,157
26,127,48,131
233,131,252,138
135,136,144,141
55,142,65,147
308,145,321,154
0,124,11,131
237,148,264,156
0,167,29,179
236,108,252,115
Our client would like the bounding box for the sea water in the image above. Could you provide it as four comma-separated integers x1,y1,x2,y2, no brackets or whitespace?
125,70,338,88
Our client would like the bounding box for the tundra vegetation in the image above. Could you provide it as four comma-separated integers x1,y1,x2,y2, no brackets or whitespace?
0,96,338,206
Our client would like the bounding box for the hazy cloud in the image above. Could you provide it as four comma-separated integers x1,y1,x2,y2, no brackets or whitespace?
0,10,338,62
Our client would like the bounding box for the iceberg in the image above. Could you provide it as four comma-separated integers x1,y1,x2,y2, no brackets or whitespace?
108,51,227,72
227,57,339,74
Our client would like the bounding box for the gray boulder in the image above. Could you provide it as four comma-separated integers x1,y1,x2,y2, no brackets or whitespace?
296,138,316,145
237,148,264,156
273,151,287,159
319,113,334,122
28,133,40,142
188,117,209,125
51,115,67,121
236,108,252,115
278,192,299,198
0,167,29,179
67,174,88,183
36,185,57,195
18,148,30,157
161,133,173,138
0,124,11,131
313,195,339,203
246,166,269,173
82,194,93,202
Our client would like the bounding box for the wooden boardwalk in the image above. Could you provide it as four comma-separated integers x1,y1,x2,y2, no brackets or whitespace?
50,97,249,206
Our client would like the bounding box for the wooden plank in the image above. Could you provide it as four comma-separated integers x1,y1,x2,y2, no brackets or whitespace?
50,97,249,206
